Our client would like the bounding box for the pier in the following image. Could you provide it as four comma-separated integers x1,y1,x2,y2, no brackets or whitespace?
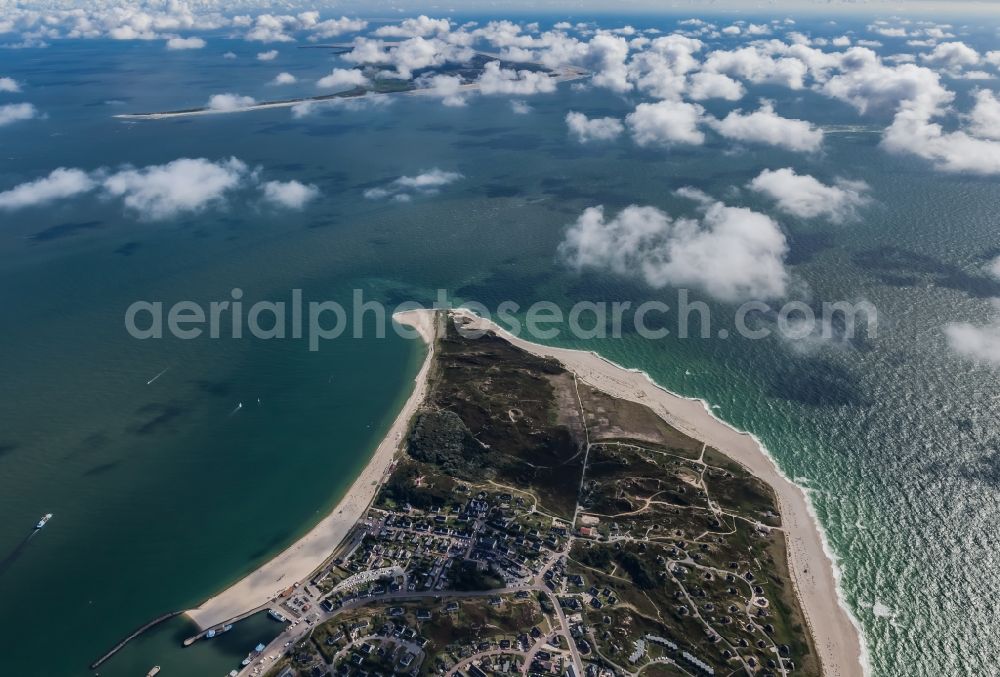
89,610,183,669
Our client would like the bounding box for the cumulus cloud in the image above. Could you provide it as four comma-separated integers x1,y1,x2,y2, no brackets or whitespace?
749,168,870,222
363,169,463,201
884,115,1000,174
102,157,249,220
702,46,808,90
946,298,1000,366
558,201,789,302
271,72,296,85
686,72,745,101
0,168,95,210
419,74,466,106
0,103,39,127
223,51,237,59
477,61,556,95
565,111,624,143
316,68,368,91
261,180,319,209
0,77,20,93
373,15,450,39
510,100,532,114
920,41,980,73
626,100,705,146
207,93,256,111
166,36,205,50
310,16,367,40
256,49,278,61
709,101,823,152
821,49,951,114
968,89,1000,140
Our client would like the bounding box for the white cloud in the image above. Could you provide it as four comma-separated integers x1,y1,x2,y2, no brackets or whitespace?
945,299,1000,366
245,15,295,43
420,74,466,106
990,256,1000,281
102,157,248,220
626,100,705,146
821,50,951,114
686,72,745,101
0,77,22,92
920,41,980,72
0,103,39,127
477,61,556,95
749,168,870,222
364,169,463,201
702,46,808,90
316,68,368,91
558,201,788,302
510,100,531,114
310,16,367,40
256,49,278,61
709,101,823,152
207,93,256,111
261,180,319,209
271,72,296,85
223,51,237,59
373,15,450,39
166,36,205,50
343,36,474,81
585,34,631,93
565,111,624,143
882,104,1000,174
0,168,95,210
968,89,1000,140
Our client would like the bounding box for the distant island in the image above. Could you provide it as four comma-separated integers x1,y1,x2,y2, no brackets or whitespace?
113,53,586,120
177,309,862,677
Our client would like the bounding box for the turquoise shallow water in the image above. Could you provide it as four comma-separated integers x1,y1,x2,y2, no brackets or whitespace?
0,15,998,676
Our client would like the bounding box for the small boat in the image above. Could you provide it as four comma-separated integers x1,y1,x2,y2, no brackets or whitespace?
241,643,266,666
207,623,233,638
36,513,53,529
146,667,161,677
268,609,287,622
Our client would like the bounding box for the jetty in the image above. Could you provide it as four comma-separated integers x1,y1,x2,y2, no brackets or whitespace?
89,610,184,669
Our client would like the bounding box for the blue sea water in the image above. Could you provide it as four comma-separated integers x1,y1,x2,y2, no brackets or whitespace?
0,13,998,676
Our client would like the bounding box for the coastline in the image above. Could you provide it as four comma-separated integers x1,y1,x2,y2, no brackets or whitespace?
449,308,867,677
185,310,437,630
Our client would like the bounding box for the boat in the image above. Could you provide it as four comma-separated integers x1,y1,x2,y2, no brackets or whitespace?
268,609,287,622
146,667,160,677
207,623,233,638
241,643,266,666
35,513,53,529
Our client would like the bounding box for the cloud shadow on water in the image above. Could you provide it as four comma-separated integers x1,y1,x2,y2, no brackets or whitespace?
853,246,1000,298
29,220,103,242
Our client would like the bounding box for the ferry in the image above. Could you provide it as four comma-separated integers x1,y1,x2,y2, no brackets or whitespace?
35,513,53,529
146,667,160,677
241,643,266,666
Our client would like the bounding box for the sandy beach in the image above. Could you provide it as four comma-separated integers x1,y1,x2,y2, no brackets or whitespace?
185,310,437,630
449,308,866,677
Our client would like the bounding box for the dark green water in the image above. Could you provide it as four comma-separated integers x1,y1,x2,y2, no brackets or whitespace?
0,17,998,676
